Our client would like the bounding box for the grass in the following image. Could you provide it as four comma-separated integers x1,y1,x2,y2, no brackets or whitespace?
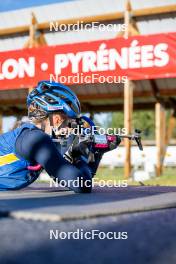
95,167,176,186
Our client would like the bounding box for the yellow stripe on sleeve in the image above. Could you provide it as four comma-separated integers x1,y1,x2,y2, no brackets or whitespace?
0,153,19,167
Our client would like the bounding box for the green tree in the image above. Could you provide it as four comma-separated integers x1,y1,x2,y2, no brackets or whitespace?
94,110,175,140
110,110,155,139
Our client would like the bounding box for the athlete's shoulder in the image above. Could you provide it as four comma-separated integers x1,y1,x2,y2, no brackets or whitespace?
20,122,38,130
13,122,39,139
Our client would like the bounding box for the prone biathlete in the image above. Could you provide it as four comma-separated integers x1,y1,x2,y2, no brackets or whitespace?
0,81,121,193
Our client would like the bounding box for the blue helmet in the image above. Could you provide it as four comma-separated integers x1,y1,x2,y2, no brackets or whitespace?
27,81,81,119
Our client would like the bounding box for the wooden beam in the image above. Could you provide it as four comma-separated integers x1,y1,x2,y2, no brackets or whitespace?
24,12,47,49
24,13,47,93
0,87,176,102
0,4,176,37
165,114,176,147
29,12,37,48
128,2,140,37
0,99,26,105
79,90,153,101
0,108,27,116
162,111,176,166
124,0,133,179
155,102,166,176
2,101,175,115
132,4,176,17
124,80,133,178
0,87,176,106
0,12,124,36
1,101,176,116
82,102,174,112
151,79,167,176
79,89,176,100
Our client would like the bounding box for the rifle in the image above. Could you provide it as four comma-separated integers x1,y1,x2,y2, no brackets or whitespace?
52,118,143,163
118,129,143,151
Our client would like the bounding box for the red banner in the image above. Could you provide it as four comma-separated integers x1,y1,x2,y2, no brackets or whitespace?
0,32,176,90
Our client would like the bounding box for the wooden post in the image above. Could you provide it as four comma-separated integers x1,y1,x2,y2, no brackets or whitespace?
124,1,130,39
29,13,36,48
155,103,166,176
162,110,176,167
161,106,166,172
24,12,47,93
30,13,37,93
165,112,176,147
124,81,133,178
124,0,133,178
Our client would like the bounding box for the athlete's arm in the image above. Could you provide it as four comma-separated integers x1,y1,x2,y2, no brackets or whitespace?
15,128,92,193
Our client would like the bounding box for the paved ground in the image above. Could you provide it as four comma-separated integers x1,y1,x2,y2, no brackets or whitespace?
0,183,176,264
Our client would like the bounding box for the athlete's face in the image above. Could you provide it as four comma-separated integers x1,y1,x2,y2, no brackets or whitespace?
44,112,72,136
52,113,68,127
51,113,73,137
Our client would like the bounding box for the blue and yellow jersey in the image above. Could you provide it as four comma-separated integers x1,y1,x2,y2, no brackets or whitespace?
0,123,40,190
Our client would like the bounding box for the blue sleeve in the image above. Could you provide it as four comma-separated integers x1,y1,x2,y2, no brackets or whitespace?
15,128,92,193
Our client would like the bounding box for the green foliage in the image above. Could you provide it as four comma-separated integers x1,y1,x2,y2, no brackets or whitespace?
109,110,155,139
94,110,175,140
96,167,176,186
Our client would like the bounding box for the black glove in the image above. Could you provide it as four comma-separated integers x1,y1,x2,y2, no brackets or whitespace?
64,135,91,163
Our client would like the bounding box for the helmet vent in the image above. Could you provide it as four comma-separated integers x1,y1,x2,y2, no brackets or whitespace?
41,84,51,92
35,98,47,106
43,95,58,104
